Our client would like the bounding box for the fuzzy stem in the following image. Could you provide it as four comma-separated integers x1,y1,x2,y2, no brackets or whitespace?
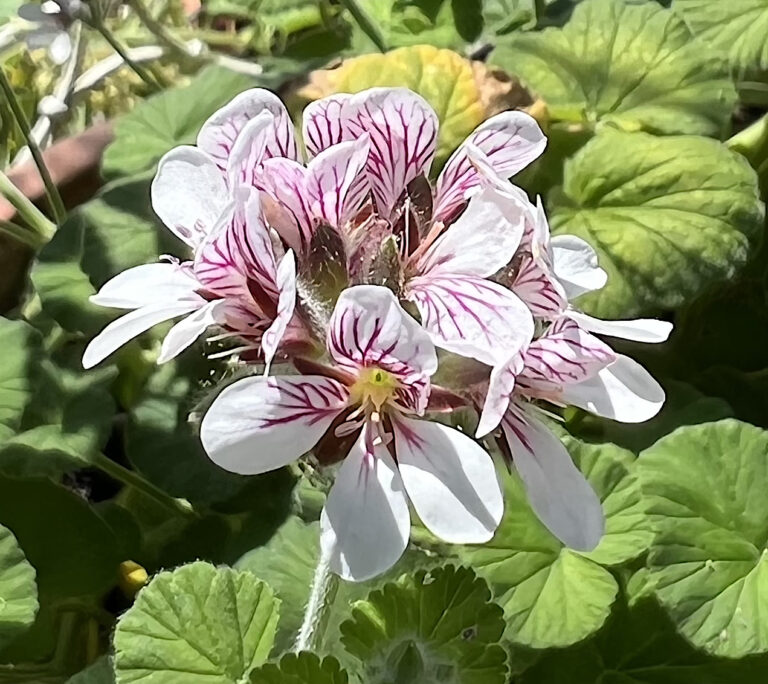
0,67,67,224
127,0,199,60
0,170,56,242
340,0,388,52
92,453,195,518
294,541,339,653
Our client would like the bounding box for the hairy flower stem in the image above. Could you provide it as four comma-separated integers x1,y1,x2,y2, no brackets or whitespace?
0,67,66,225
127,0,199,62
340,0,388,52
294,542,339,653
92,453,195,518
0,170,56,244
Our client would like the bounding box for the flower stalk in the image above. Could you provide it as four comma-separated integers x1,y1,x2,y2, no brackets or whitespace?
0,170,56,244
89,17,162,90
340,0,388,52
294,542,339,653
0,65,66,224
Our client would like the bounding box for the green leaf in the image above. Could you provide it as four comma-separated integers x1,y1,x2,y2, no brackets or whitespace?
639,419,768,657
0,524,38,650
673,0,768,78
103,65,267,179
114,561,280,684
340,565,508,684
550,130,764,318
67,657,115,684
0,476,120,662
493,0,736,136
521,597,768,684
0,318,41,442
249,653,349,684
458,439,649,648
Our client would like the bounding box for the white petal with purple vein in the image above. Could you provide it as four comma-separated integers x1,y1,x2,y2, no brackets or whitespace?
262,250,296,374
328,285,437,381
200,375,349,474
559,354,665,423
433,110,546,223
151,146,227,248
302,94,349,158
502,407,604,551
197,88,299,172
82,299,203,369
393,415,503,543
567,310,672,343
408,275,534,367
90,262,199,309
157,299,225,364
321,429,410,581
416,186,526,279
226,111,274,188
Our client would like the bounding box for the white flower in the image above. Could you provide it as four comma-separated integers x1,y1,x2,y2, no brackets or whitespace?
18,1,80,65
200,285,504,582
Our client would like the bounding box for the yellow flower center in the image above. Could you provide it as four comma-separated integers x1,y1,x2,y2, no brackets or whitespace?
349,367,399,411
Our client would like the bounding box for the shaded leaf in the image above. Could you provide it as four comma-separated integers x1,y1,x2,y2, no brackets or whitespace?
0,524,37,650
249,652,348,684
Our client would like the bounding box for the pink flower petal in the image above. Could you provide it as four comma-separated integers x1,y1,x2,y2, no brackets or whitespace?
302,94,349,158
407,275,534,367
200,375,349,474
433,110,546,223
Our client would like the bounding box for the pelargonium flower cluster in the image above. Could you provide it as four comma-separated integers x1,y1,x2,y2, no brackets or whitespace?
84,87,671,581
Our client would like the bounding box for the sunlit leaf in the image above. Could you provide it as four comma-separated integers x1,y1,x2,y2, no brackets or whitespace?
0,524,37,650
249,653,349,684
550,130,764,318
114,561,279,684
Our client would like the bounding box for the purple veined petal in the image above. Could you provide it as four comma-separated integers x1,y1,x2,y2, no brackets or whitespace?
327,285,438,383
392,414,503,543
433,110,546,224
226,111,274,189
157,299,226,364
151,146,228,248
258,158,315,245
90,262,199,309
476,351,525,438
306,136,371,228
82,299,204,369
559,354,665,423
200,375,349,475
261,250,296,375
550,235,607,298
197,88,300,173
339,88,439,217
302,94,350,158
502,404,604,551
194,187,279,301
520,317,616,391
407,274,534,367
415,186,526,279
566,310,673,344
321,426,411,581
512,253,568,320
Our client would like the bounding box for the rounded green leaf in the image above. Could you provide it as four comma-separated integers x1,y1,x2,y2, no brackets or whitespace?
674,0,768,77
493,0,736,136
114,561,280,684
550,130,764,318
0,524,38,650
639,420,768,658
340,565,508,684
459,439,650,648
0,319,42,442
67,657,115,684
249,653,349,684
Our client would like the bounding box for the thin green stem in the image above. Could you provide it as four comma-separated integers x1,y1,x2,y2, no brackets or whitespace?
92,453,195,518
340,0,388,52
0,218,46,249
0,67,66,224
294,541,339,653
0,170,56,242
128,0,198,60
92,21,162,90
